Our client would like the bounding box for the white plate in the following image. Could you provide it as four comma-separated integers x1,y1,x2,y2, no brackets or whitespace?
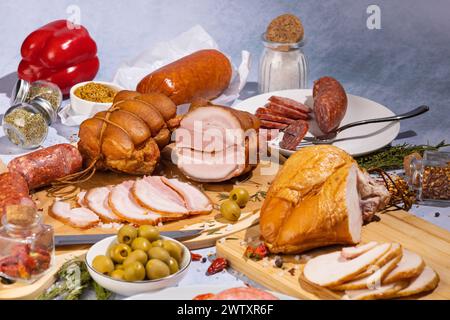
125,284,297,300
235,89,400,157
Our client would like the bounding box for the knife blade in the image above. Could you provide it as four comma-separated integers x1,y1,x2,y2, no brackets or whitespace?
55,229,203,247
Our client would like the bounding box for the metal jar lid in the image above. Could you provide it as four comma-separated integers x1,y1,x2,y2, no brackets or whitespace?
10,79,30,105
30,97,57,125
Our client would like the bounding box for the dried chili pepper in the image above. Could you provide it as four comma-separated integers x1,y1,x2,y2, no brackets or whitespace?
191,252,203,261
206,257,228,275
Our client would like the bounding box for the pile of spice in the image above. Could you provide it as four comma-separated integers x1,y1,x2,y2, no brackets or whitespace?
74,82,117,103
266,14,304,43
3,108,47,148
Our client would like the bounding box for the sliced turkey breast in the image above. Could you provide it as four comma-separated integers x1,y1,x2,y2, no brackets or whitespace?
352,243,402,280
77,191,87,207
391,266,439,298
132,176,188,217
303,243,391,287
331,251,402,291
85,186,122,223
341,241,378,259
343,281,408,300
383,249,425,284
109,181,161,225
161,177,213,214
49,201,100,229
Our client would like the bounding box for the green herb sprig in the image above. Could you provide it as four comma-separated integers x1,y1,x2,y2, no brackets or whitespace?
356,141,449,170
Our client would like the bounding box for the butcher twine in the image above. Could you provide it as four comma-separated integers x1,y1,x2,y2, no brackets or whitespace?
47,103,125,200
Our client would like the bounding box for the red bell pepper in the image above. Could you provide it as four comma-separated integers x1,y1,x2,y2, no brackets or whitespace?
18,20,100,95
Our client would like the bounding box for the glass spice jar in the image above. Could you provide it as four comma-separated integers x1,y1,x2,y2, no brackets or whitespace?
258,33,308,93
10,79,63,112
2,98,57,149
0,205,54,283
408,151,450,204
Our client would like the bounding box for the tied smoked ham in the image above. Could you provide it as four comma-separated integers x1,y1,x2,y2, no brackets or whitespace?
175,105,260,182
260,145,390,254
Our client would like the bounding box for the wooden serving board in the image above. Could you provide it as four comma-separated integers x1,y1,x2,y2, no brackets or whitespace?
1,159,276,250
216,210,450,300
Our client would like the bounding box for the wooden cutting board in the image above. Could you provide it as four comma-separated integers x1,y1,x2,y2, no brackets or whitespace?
216,210,450,300
1,159,277,249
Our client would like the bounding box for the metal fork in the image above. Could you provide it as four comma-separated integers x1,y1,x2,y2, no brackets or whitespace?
294,105,429,149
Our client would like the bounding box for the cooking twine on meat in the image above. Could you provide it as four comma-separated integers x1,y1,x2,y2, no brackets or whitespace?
47,104,125,200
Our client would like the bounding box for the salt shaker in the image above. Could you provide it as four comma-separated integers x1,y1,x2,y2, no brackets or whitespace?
258,33,308,93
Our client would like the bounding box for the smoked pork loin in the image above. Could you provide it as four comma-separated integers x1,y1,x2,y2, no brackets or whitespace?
174,105,260,182
260,145,390,254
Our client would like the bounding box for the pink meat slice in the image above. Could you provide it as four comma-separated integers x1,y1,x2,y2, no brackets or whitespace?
85,186,122,223
161,177,213,214
132,176,188,215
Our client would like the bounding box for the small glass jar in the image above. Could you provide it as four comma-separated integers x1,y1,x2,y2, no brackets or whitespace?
0,205,54,283
2,98,57,149
408,151,450,204
258,33,308,93
11,79,62,112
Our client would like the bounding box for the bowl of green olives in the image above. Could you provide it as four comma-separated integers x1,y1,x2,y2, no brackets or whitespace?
85,225,191,296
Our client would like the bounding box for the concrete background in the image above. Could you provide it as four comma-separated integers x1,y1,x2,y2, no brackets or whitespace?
0,0,449,145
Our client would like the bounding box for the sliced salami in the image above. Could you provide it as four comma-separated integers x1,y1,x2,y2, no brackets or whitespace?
266,103,309,120
280,120,309,150
269,96,311,113
260,120,289,129
256,110,296,125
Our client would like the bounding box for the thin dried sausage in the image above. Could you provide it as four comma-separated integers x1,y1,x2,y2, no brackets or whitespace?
260,120,289,129
313,77,347,134
280,120,309,150
8,144,83,189
256,108,296,125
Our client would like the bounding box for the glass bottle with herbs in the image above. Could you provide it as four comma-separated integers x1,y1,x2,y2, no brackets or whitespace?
10,79,62,112
2,98,57,149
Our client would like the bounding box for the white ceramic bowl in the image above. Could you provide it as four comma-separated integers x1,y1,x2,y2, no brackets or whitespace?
85,235,191,296
69,81,124,115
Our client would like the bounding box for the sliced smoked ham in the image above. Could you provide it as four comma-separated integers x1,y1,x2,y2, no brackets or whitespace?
391,266,439,298
85,186,122,223
49,201,100,229
303,243,391,287
175,105,260,182
132,176,188,217
109,181,161,225
383,249,425,284
161,177,213,214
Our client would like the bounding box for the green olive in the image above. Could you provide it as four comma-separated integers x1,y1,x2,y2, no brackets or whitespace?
145,259,170,280
220,199,241,221
147,247,171,264
229,187,250,208
92,255,114,275
115,264,124,270
166,257,180,274
127,249,148,265
117,225,138,245
110,269,125,280
109,243,132,264
152,240,163,247
138,225,160,242
131,237,152,252
163,240,183,263
123,261,146,282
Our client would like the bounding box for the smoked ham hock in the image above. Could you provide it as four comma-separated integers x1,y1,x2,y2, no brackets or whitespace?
78,91,177,175
174,105,260,182
260,145,390,254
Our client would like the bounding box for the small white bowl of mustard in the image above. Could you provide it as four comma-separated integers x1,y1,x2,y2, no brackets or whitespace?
70,81,124,115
